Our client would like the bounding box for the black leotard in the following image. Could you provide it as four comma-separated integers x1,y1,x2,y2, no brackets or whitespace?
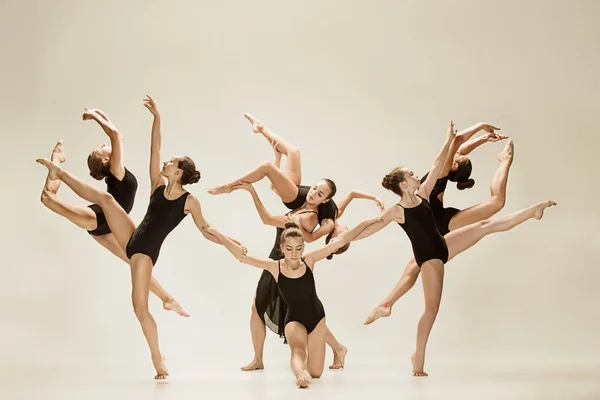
125,185,190,266
275,259,325,334
283,185,338,224
255,210,318,340
88,168,138,237
420,173,460,236
398,195,449,267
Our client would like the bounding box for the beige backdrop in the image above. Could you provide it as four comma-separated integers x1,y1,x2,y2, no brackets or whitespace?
1,0,598,393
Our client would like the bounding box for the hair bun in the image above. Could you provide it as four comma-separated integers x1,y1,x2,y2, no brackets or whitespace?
284,221,300,230
190,170,201,184
457,178,475,190
381,174,392,189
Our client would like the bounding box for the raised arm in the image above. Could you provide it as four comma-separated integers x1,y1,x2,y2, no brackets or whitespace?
185,194,244,246
232,183,289,228
457,128,507,156
304,217,383,265
82,108,125,179
203,226,277,275
336,189,385,219
142,95,166,192
417,121,457,199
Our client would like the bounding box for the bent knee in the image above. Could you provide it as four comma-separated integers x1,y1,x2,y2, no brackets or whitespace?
96,191,116,206
308,368,323,379
40,189,53,205
287,147,301,159
260,161,276,171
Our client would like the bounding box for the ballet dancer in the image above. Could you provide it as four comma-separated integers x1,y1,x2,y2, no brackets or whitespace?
349,121,556,376
36,95,242,379
365,122,513,324
208,114,347,371
232,181,384,369
39,109,187,316
205,218,380,388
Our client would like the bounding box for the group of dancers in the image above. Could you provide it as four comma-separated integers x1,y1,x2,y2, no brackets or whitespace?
37,95,556,388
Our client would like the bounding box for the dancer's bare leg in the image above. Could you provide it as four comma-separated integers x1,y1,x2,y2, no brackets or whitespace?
306,319,327,378
446,200,557,261
411,260,444,377
325,326,347,369
285,322,311,388
92,234,190,317
364,258,421,325
130,254,168,379
36,158,135,249
244,113,302,185
448,139,514,230
40,142,97,231
207,160,299,201
241,300,266,371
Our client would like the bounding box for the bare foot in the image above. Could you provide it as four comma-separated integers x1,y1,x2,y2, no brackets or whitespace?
497,139,514,163
532,201,557,220
51,140,66,163
36,158,62,180
152,354,169,380
329,345,347,369
411,353,428,377
207,182,237,195
364,304,392,325
163,299,190,317
241,359,264,371
295,370,311,388
244,113,264,134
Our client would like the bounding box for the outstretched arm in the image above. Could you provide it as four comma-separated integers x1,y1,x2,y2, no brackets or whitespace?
336,190,385,219
418,121,456,199
352,205,403,242
83,108,125,179
142,95,166,192
232,183,289,228
202,227,277,274
304,217,383,265
185,195,244,246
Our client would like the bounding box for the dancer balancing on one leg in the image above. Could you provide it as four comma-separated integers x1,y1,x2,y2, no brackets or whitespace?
36,96,243,379
348,121,555,376
39,108,187,316
204,217,381,388
365,122,513,324
208,114,348,371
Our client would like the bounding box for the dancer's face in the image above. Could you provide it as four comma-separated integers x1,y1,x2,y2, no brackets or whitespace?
281,237,305,262
160,156,183,179
91,144,111,163
400,168,421,190
306,180,332,206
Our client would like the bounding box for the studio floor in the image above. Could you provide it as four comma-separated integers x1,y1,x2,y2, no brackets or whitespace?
6,359,600,400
